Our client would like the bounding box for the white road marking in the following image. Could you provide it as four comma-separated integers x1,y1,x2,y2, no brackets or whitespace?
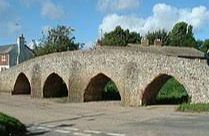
27,127,38,131
73,132,92,136
45,124,57,128
36,126,51,131
106,132,126,136
63,127,79,131
35,125,125,136
84,130,102,134
55,129,71,134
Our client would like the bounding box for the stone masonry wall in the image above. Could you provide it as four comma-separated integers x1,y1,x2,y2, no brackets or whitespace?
0,47,209,106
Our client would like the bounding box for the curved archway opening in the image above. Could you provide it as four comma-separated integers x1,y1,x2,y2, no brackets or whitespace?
84,73,121,102
142,74,189,105
43,73,68,98
13,73,31,95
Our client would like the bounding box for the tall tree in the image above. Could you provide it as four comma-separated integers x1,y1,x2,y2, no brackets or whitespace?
169,22,197,47
101,26,141,46
199,39,209,53
34,25,79,56
146,30,169,46
196,40,204,51
204,39,209,52
128,31,141,44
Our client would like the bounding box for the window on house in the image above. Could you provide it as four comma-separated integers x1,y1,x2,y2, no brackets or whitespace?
1,67,7,71
1,54,6,62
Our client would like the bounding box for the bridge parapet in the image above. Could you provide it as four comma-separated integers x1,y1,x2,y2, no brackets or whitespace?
0,47,208,106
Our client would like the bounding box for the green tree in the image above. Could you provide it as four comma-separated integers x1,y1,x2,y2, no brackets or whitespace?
204,39,209,52
34,25,79,56
196,40,204,52
169,22,197,47
197,39,209,53
128,31,141,44
146,30,169,46
101,26,141,46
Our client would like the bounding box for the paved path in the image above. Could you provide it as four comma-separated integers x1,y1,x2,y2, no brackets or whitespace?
0,93,209,136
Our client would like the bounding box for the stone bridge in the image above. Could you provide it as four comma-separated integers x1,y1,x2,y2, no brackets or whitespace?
0,46,209,106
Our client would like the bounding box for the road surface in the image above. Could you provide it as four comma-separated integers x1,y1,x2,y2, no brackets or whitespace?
0,93,209,136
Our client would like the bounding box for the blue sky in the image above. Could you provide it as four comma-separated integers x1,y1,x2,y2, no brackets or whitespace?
0,0,209,48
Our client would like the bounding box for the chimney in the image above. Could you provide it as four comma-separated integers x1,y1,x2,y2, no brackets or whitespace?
154,39,162,47
141,37,149,46
16,34,25,64
17,34,25,47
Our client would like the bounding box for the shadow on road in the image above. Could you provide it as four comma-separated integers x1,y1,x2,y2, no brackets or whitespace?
38,112,105,125
26,130,49,136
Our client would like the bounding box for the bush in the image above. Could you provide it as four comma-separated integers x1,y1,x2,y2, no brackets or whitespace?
0,112,26,136
156,78,189,104
103,81,121,100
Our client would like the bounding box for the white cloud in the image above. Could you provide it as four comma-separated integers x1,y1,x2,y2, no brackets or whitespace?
6,21,22,35
19,0,65,20
97,0,140,12
99,14,144,33
19,0,38,7
178,6,209,29
41,0,65,20
0,0,10,14
82,41,96,50
0,21,22,37
99,3,209,36
0,1,22,37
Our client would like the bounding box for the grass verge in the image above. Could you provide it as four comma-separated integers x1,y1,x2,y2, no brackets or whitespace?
0,112,26,136
177,103,209,112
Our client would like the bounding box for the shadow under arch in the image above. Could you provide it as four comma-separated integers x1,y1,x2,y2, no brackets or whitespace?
43,73,68,98
12,72,31,95
84,73,121,102
142,74,189,105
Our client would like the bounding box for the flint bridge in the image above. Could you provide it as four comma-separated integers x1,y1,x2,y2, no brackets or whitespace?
0,46,209,106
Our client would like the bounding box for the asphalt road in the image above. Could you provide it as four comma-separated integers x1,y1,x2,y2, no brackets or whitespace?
0,93,209,136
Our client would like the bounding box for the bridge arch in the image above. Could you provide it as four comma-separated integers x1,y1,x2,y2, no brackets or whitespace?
12,72,31,95
84,73,121,102
141,74,189,105
43,73,68,98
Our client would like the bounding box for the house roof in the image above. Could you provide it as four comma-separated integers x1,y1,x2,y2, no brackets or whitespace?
128,44,205,58
0,43,35,55
0,44,16,54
